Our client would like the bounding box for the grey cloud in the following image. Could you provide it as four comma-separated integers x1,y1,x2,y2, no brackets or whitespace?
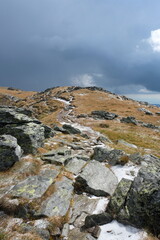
0,0,160,93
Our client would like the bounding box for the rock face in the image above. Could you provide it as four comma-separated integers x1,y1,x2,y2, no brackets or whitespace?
74,160,118,196
90,111,118,120
40,177,73,217
0,106,53,154
0,135,23,171
107,158,160,236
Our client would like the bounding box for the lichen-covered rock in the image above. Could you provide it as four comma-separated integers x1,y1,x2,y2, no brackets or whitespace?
92,147,127,166
0,106,53,154
1,123,46,154
107,178,132,215
74,160,118,196
40,177,73,217
112,159,160,236
10,170,58,199
90,111,118,120
0,135,22,171
0,106,39,125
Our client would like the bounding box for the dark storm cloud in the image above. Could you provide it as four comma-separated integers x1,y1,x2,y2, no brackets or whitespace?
0,0,160,92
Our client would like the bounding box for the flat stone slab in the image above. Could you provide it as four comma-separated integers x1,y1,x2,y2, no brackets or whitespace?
10,170,59,199
70,194,99,227
40,177,73,217
74,161,118,196
65,158,86,175
42,155,72,166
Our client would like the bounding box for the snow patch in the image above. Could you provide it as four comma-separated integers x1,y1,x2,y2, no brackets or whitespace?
111,163,141,182
93,198,109,214
98,220,147,240
53,97,70,105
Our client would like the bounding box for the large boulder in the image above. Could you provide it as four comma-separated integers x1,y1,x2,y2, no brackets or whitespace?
1,123,47,154
92,147,127,166
74,160,118,196
107,157,160,236
0,106,39,125
0,135,23,171
90,111,118,120
0,106,53,154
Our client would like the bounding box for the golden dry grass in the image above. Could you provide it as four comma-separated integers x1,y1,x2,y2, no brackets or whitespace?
0,87,36,99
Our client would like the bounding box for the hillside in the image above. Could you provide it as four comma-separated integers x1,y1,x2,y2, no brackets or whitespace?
0,86,160,240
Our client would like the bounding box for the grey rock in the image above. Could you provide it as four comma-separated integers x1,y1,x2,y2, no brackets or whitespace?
92,147,127,166
68,228,96,240
1,122,46,154
0,106,39,125
0,135,22,171
61,223,70,239
70,194,99,225
129,153,144,165
65,158,86,175
142,123,159,130
20,223,50,240
42,155,71,166
97,135,112,144
43,147,71,157
115,159,160,236
91,110,118,120
92,147,111,162
10,170,58,199
83,212,112,229
138,108,153,115
77,114,88,118
120,116,138,125
53,125,70,134
74,161,118,196
107,178,132,215
40,177,73,217
62,124,81,134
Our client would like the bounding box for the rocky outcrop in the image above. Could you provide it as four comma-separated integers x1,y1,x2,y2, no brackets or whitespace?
0,135,22,171
120,116,138,125
107,157,160,236
92,147,128,166
90,110,118,120
74,160,118,196
0,106,53,154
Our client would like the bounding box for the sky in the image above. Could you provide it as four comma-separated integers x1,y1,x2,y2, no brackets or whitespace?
0,0,160,103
